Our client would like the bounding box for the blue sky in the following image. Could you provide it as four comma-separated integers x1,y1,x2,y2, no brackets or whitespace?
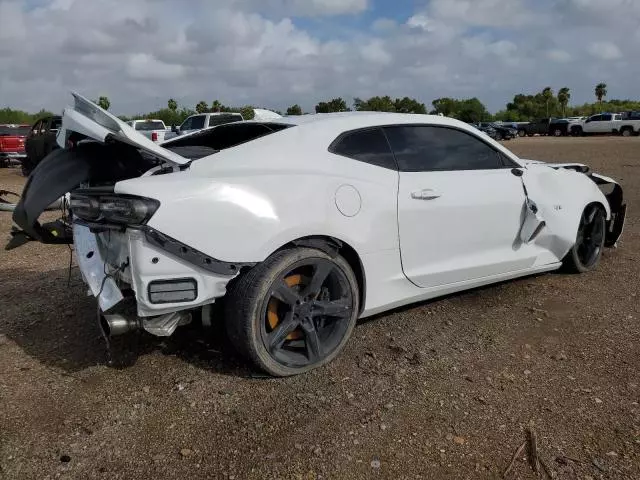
0,0,636,115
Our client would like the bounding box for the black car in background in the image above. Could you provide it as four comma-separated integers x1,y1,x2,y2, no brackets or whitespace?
476,122,517,141
23,115,62,176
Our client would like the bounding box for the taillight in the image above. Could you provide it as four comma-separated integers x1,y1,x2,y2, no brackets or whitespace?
151,131,158,142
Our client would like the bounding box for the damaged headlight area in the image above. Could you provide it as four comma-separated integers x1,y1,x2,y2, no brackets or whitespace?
70,193,159,225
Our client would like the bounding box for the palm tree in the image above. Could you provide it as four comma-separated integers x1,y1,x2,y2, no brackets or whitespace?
542,87,554,117
558,87,571,117
595,83,607,110
211,100,222,113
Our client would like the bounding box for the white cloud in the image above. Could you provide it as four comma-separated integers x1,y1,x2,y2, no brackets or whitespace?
547,49,572,63
126,54,186,80
587,41,622,60
0,0,639,116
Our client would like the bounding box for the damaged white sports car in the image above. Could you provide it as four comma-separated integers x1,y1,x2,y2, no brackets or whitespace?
7,94,626,376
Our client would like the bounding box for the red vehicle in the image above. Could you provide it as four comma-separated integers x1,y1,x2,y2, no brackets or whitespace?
0,124,30,167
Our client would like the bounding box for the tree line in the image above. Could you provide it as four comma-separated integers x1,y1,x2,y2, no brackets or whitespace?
2,83,639,126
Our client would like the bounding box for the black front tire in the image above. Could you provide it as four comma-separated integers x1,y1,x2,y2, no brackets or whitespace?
563,204,606,273
225,248,359,377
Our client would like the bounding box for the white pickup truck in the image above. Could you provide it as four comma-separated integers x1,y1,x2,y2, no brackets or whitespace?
165,112,244,140
126,119,168,143
571,113,640,137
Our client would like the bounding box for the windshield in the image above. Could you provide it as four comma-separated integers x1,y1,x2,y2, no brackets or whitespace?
134,121,165,131
0,126,30,136
208,114,243,128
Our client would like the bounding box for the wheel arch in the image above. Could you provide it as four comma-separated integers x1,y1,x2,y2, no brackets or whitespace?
274,235,367,315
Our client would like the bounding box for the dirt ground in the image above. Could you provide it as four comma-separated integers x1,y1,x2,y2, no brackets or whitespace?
0,137,638,480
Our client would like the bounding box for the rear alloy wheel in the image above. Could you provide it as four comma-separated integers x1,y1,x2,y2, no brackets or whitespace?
553,128,563,137
563,204,606,273
225,248,359,376
518,130,526,138
621,128,632,137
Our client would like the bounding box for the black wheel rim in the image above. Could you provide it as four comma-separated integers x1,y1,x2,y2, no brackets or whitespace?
260,258,355,369
576,205,605,268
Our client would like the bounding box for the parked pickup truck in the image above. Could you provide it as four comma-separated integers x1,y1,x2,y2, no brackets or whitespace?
126,119,168,143
517,118,557,137
569,113,640,136
166,112,244,139
0,124,30,167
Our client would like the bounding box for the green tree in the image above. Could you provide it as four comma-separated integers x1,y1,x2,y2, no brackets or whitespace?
430,97,489,122
0,108,54,124
96,96,110,111
168,98,178,112
557,87,570,117
457,98,489,123
431,98,458,117
315,98,349,113
286,104,303,115
240,106,255,120
394,97,427,114
195,101,209,114
354,95,396,112
595,83,608,109
542,87,554,117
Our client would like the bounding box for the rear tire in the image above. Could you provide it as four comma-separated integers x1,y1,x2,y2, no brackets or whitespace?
225,248,359,376
621,127,632,137
553,128,563,137
562,204,606,273
518,130,526,138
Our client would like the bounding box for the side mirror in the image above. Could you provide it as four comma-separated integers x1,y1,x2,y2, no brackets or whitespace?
511,168,524,177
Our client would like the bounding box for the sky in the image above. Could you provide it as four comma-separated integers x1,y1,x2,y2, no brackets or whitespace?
0,0,636,115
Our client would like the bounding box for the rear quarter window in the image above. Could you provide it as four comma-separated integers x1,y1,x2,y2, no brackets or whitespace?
328,128,397,170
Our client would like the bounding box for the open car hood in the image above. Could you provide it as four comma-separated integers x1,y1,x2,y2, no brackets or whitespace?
59,93,189,166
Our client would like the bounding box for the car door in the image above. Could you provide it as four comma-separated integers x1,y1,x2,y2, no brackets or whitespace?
584,115,603,133
25,120,41,159
178,116,193,135
386,125,538,288
45,117,61,155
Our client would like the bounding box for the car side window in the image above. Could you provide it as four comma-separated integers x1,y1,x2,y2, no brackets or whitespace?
181,117,192,130
31,121,41,135
602,114,612,121
384,125,503,172
191,116,206,129
329,128,397,170
50,118,62,131
590,115,603,122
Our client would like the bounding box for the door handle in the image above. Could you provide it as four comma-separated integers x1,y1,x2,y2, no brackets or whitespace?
411,189,441,200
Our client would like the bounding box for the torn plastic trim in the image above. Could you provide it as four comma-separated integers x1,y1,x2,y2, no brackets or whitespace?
143,227,255,276
72,218,254,276
589,173,626,248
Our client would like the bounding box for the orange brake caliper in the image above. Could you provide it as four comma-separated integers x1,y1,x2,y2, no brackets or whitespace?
268,274,303,340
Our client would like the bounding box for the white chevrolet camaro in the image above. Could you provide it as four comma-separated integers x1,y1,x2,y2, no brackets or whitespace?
8,94,626,376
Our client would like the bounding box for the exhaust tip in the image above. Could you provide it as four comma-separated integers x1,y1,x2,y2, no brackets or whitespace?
99,312,141,337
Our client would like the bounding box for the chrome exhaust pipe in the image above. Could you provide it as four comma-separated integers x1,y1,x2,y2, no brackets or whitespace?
99,312,142,337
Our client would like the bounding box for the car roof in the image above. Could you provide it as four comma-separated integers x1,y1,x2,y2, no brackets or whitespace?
274,111,465,129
